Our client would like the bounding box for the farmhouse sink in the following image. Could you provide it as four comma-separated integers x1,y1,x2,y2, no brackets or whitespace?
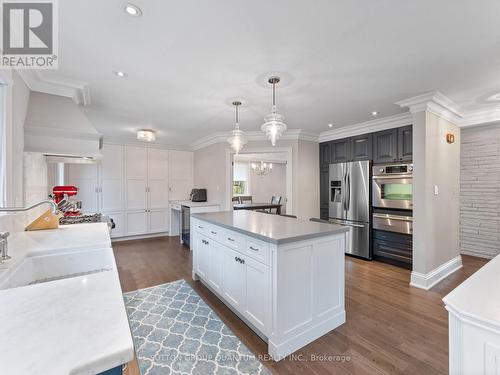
0,248,115,290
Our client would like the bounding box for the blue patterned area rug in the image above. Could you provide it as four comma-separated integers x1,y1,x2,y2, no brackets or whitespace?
123,279,272,375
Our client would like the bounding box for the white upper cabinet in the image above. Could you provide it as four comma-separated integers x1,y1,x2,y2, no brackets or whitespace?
67,164,99,213
147,149,169,209
169,150,193,201
125,146,148,210
100,144,124,212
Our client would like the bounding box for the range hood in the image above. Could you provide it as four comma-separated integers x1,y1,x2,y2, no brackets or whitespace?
24,92,103,162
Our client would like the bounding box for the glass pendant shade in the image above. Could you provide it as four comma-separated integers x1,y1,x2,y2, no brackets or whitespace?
251,161,273,176
261,76,287,146
227,101,247,154
261,111,287,146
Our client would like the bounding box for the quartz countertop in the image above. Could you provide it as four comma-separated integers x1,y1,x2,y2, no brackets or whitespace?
170,200,220,208
0,223,134,375
192,210,349,244
443,254,500,330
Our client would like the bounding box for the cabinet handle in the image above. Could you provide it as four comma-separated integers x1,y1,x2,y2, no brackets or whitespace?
227,237,235,242
234,256,238,262
211,231,217,235
241,259,245,264
249,246,259,251
198,225,204,229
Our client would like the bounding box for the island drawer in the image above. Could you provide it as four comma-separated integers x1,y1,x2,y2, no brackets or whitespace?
194,220,208,235
245,238,270,265
206,224,222,240
221,229,245,252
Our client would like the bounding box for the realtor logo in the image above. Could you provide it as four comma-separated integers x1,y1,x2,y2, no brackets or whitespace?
1,0,58,68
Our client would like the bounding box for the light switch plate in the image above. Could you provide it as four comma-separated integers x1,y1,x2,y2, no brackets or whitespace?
434,185,439,195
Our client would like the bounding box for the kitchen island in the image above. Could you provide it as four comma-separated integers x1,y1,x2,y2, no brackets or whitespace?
191,210,349,360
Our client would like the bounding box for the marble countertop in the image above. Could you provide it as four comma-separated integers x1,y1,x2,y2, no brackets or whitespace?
192,210,349,244
0,223,134,375
170,200,220,208
443,254,500,330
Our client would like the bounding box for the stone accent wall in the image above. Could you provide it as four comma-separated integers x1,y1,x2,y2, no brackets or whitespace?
460,124,500,258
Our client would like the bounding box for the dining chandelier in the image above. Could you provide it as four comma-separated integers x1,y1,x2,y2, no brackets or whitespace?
227,101,247,155
251,161,273,176
261,76,287,146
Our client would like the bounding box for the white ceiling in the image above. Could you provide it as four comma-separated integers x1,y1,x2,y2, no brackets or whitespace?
42,0,500,146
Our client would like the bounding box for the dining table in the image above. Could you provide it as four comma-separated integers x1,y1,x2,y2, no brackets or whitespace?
233,203,282,215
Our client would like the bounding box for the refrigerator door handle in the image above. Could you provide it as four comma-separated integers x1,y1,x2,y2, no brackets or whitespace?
329,218,366,228
346,172,351,211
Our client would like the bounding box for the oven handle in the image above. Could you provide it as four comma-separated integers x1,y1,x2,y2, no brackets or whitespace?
372,174,413,180
373,213,413,222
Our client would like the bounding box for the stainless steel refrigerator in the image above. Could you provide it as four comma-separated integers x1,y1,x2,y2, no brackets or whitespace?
329,161,371,259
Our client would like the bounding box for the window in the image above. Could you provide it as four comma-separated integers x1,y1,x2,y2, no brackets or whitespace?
233,162,249,196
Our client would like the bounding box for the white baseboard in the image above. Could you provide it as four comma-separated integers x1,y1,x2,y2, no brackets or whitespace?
410,255,463,290
111,232,169,242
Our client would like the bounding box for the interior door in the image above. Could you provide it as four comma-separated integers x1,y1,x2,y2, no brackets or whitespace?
345,161,370,223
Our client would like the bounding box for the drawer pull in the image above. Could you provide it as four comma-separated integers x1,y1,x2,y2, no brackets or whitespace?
249,246,259,251
211,231,217,235
198,225,204,229
227,237,235,242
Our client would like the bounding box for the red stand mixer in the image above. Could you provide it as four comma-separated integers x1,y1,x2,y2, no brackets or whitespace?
52,186,82,216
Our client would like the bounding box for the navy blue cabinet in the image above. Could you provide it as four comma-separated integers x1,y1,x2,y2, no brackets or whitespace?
373,129,398,164
98,365,124,375
350,134,372,161
330,138,351,163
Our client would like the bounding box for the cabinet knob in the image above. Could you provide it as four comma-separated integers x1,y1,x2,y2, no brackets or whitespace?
227,237,235,242
241,259,245,264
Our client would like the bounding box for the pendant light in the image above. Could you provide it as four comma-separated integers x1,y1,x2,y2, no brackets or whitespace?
261,76,287,146
227,101,247,154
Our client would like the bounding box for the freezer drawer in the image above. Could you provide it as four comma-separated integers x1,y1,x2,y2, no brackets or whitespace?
329,219,371,260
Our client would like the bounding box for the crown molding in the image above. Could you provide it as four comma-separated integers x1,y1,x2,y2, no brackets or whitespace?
103,136,192,151
190,129,319,151
318,112,412,143
395,91,463,124
16,70,91,106
24,125,102,141
396,90,500,127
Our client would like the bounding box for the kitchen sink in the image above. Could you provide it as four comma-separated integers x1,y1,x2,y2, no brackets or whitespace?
0,248,115,290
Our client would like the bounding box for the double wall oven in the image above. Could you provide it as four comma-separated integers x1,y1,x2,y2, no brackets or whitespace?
372,163,413,235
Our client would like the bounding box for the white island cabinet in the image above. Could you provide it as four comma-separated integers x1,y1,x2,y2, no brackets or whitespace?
443,254,500,375
191,210,349,360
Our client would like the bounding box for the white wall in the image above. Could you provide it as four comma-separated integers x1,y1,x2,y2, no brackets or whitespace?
412,111,461,284
193,139,319,220
248,162,287,210
460,123,500,258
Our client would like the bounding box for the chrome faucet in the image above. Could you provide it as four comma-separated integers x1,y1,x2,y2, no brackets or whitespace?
0,200,58,263
0,232,9,262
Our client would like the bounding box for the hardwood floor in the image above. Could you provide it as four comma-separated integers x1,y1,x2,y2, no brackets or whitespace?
113,236,488,375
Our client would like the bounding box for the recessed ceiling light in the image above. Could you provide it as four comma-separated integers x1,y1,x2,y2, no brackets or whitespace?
114,71,127,78
328,123,333,128
124,3,142,17
371,111,379,116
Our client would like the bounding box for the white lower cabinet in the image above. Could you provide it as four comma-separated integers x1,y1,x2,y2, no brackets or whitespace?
149,209,169,233
125,210,148,236
244,257,269,333
193,219,270,335
103,211,124,238
221,246,247,311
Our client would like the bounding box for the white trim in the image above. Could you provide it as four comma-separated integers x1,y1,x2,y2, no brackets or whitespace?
225,146,293,214
410,255,463,290
111,232,168,242
318,112,412,142
16,70,90,106
103,136,192,151
191,129,318,151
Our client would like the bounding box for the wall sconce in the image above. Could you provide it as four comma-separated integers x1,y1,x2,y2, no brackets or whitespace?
446,133,455,144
